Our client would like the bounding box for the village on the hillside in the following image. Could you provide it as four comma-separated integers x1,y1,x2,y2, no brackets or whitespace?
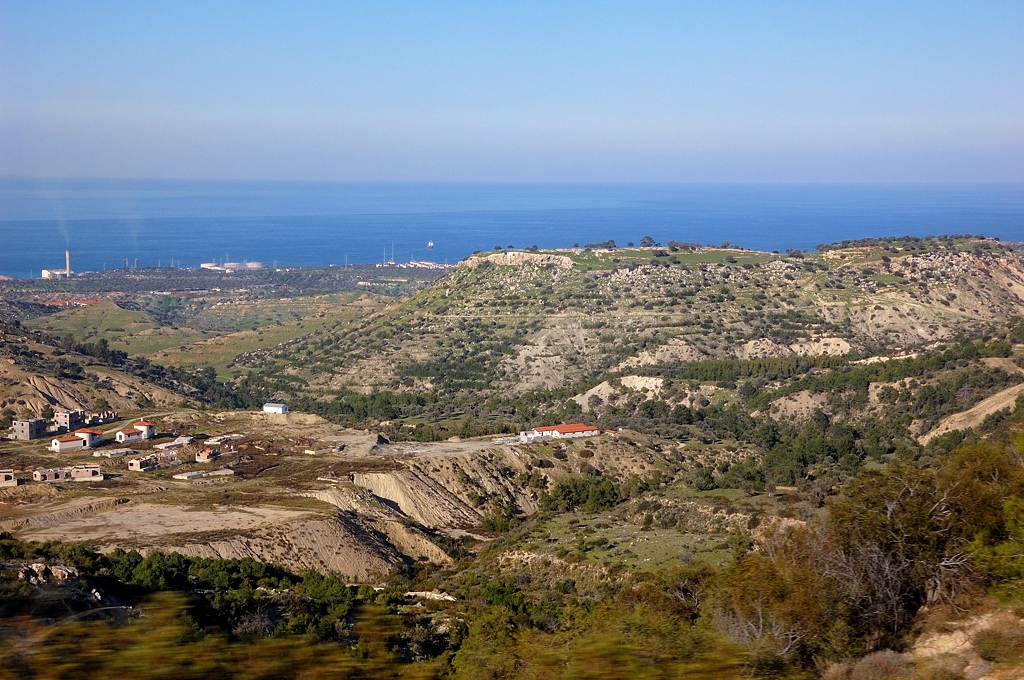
1,404,302,487
3,404,612,490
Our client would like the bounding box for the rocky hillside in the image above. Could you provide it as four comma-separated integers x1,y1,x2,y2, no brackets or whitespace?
0,321,189,420
242,237,1024,401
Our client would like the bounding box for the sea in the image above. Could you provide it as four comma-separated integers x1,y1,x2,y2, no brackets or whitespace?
1,179,1022,279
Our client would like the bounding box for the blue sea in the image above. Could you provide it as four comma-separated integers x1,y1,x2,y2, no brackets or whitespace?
1,179,1022,278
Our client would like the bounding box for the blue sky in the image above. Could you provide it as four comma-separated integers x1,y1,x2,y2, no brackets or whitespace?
1,1,1022,182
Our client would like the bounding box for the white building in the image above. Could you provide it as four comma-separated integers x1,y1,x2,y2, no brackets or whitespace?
133,421,156,439
116,429,144,444
263,402,289,414
116,421,155,444
51,435,86,453
73,428,104,447
519,423,602,443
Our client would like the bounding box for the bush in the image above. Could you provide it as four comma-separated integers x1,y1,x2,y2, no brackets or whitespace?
974,615,1024,662
848,650,913,680
480,503,519,533
540,476,621,513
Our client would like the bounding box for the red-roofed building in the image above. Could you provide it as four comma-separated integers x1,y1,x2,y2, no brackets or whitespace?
116,428,144,444
73,428,104,447
133,421,156,439
519,423,601,443
51,435,86,453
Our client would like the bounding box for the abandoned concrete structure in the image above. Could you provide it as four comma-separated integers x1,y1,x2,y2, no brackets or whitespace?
13,418,47,440
33,468,68,483
55,410,86,432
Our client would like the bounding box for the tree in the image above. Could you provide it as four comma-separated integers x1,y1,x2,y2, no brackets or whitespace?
714,537,837,669
971,496,1024,600
640,235,655,248
826,444,1024,644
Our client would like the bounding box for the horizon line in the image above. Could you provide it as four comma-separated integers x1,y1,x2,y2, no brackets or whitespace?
2,175,1024,187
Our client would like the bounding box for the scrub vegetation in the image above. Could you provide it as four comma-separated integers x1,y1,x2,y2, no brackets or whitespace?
3,237,1024,677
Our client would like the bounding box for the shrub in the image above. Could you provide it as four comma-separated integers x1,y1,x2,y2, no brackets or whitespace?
848,650,913,680
974,615,1024,662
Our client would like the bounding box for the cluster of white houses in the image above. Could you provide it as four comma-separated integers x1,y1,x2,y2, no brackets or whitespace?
116,421,156,444
48,420,154,453
3,413,255,485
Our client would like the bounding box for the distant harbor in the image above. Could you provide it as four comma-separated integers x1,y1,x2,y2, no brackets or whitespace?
375,259,454,270
29,248,454,280
200,261,264,272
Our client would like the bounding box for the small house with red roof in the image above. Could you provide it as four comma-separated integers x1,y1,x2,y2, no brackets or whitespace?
133,421,156,439
116,428,143,444
73,428,104,447
116,420,155,443
51,435,86,453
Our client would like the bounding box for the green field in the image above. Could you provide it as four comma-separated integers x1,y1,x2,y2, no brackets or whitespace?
23,292,383,377
25,299,159,342
150,293,381,377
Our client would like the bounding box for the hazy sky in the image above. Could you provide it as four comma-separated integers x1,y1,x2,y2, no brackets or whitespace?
2,1,1022,182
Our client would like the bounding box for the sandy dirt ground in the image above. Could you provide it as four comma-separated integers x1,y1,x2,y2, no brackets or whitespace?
615,337,707,369
3,500,314,543
920,381,1024,445
768,390,829,423
573,375,664,411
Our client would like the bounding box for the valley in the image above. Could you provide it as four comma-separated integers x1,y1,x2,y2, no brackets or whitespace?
3,236,1024,678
